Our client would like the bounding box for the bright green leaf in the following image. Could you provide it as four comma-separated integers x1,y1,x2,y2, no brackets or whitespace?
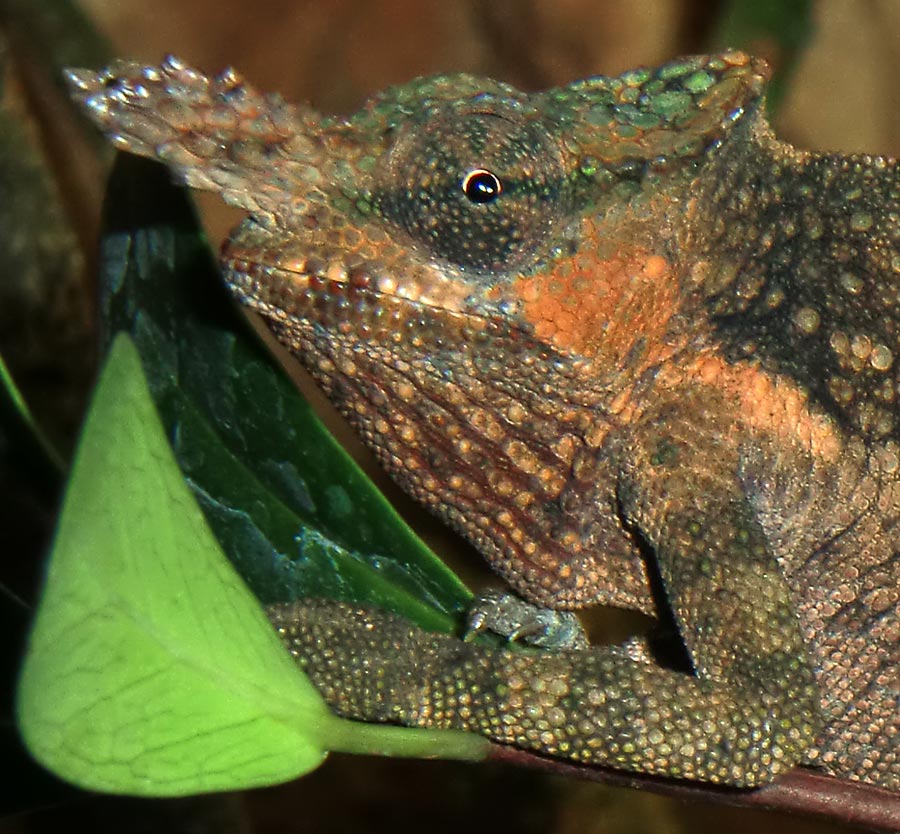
17,334,333,795
17,333,487,795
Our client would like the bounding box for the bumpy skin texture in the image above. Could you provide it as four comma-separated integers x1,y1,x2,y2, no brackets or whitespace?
68,53,900,789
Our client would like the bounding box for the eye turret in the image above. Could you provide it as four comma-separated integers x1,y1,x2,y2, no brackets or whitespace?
377,109,566,272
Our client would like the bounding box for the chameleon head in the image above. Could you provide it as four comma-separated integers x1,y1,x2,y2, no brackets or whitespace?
215,52,768,400
66,52,767,380
67,53,769,602
220,71,575,366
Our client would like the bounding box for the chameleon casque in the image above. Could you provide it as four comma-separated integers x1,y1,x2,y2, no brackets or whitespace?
68,51,900,790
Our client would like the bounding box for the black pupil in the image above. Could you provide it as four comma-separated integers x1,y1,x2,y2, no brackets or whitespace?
462,169,502,204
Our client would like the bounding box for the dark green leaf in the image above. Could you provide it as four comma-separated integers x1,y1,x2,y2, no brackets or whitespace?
99,153,470,630
0,352,63,502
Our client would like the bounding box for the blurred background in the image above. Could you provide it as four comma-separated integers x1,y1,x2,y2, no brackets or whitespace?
79,0,900,150
3,1,899,832
82,0,900,240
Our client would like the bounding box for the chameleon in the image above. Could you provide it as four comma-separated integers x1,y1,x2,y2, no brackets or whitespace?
66,51,900,790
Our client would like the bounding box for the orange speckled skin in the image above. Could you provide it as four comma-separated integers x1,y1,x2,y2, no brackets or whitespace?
70,52,899,788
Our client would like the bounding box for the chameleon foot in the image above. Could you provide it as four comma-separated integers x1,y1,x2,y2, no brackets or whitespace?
464,589,589,650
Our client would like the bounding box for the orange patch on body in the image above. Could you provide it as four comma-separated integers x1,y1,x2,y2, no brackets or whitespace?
512,242,842,464
516,248,682,372
662,352,843,463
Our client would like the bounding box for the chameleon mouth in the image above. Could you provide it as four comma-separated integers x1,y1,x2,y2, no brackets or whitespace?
222,249,495,340
220,238,532,335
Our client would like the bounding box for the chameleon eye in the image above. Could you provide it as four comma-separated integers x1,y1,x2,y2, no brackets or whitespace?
462,169,502,204
378,109,566,272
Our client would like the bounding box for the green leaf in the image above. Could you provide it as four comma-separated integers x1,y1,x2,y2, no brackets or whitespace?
16,334,331,794
0,351,64,499
17,334,488,794
99,154,470,630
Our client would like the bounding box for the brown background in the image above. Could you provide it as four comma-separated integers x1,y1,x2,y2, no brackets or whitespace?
79,0,900,244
